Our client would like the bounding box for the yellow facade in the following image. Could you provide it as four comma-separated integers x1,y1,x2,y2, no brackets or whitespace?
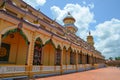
2,32,28,64
0,0,105,79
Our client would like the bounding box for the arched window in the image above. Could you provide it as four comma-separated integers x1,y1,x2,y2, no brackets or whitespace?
78,51,82,64
33,38,42,65
86,54,89,64
78,54,81,64
80,54,82,64
70,51,74,65
55,45,61,65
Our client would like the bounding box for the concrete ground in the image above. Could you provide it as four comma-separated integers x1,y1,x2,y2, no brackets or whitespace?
36,67,120,80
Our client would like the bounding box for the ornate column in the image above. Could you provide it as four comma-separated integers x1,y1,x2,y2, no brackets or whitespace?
66,50,68,70
65,50,68,70
90,56,92,64
76,52,78,71
60,49,63,74
41,45,44,65
25,43,30,65
84,55,86,64
27,33,35,65
26,32,35,79
91,55,94,66
0,34,1,47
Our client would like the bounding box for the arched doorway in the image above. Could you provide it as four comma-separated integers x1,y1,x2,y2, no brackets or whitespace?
33,37,43,65
0,28,29,65
43,39,55,66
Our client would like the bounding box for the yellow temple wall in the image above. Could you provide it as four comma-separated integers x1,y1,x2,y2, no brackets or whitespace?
1,32,28,65
43,43,55,66
0,0,106,78
0,19,15,33
16,35,28,65
64,19,74,24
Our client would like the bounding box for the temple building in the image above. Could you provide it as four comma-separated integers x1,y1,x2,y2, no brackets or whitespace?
0,0,105,79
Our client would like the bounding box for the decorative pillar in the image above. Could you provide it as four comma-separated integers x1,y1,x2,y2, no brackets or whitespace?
84,55,86,64
92,55,94,66
66,50,68,70
25,43,30,65
27,33,35,65
65,50,68,70
93,56,95,65
60,49,63,74
94,57,96,64
26,32,35,79
0,34,1,47
76,52,78,71
41,45,44,65
90,56,92,64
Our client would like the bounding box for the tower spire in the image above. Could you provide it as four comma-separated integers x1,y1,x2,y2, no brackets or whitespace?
89,31,91,35
68,12,71,15
63,12,78,34
87,31,94,46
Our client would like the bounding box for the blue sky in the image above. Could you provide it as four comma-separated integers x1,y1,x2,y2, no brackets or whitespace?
23,0,120,59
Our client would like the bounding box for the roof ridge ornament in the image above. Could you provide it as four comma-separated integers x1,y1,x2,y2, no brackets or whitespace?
0,0,6,11
68,12,71,15
89,31,91,35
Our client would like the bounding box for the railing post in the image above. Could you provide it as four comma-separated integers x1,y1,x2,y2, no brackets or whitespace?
28,65,33,79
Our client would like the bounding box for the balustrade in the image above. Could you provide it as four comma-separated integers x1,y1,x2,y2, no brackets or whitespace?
0,66,26,74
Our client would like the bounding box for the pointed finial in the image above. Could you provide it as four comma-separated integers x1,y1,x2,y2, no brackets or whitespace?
54,18,56,22
38,8,40,12
68,12,71,15
0,0,6,10
89,31,91,35
25,5,28,11
52,18,56,24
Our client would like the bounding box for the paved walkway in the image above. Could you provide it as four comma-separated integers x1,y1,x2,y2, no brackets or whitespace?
36,67,120,80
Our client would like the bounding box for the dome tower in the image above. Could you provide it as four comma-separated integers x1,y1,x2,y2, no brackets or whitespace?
63,12,78,34
87,31,94,46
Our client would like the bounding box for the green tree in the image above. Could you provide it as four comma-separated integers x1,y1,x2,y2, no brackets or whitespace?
115,57,120,60
109,57,113,61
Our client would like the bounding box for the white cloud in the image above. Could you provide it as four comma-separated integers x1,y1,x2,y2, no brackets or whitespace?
93,18,120,59
88,3,94,9
51,3,95,39
51,3,120,59
23,0,46,8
